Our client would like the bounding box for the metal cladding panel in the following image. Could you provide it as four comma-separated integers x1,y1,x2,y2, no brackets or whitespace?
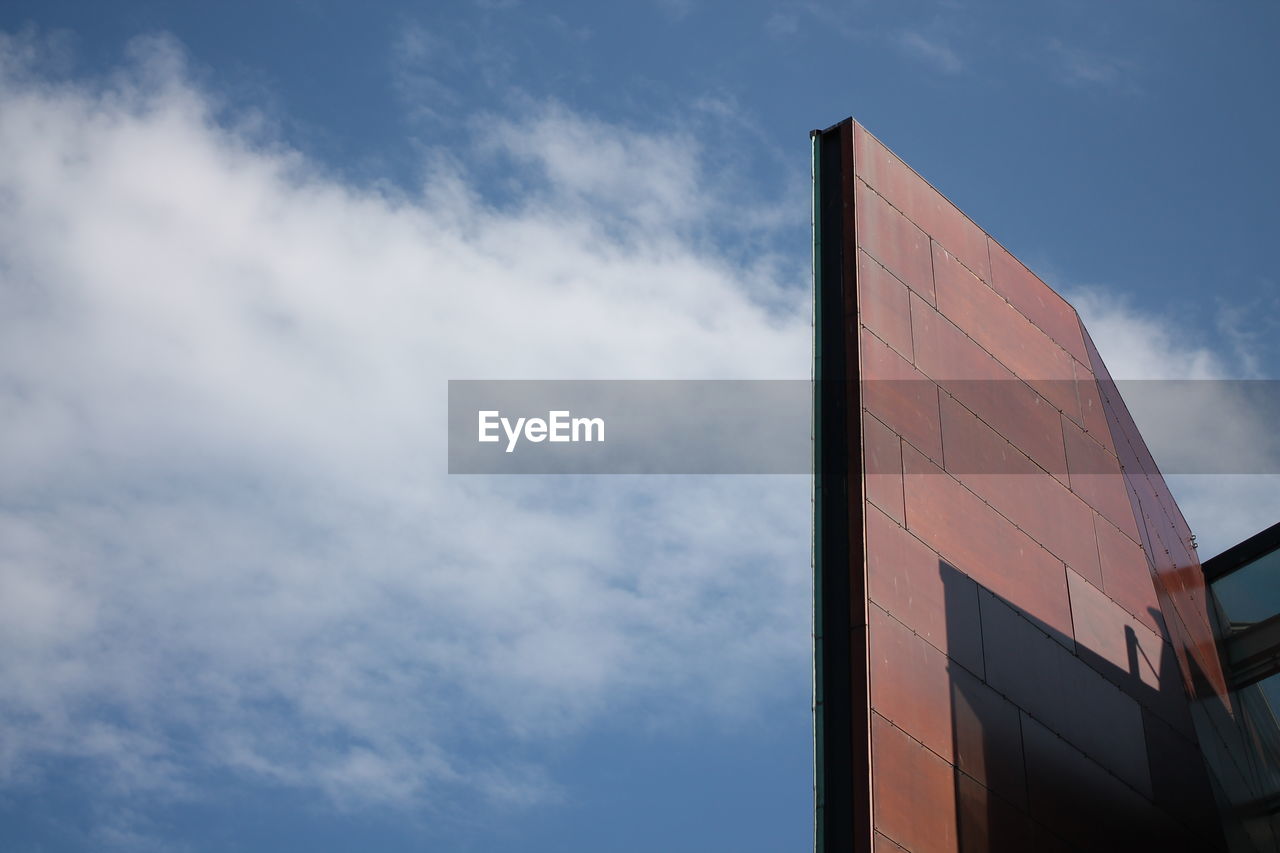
813,118,1228,852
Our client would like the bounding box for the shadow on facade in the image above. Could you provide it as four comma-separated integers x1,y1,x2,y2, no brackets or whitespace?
939,560,1225,852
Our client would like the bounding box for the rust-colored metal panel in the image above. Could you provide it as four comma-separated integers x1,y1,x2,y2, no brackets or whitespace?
1142,707,1222,838
910,292,1070,480
862,412,905,525
864,505,985,678
1066,566,1164,693
1020,711,1163,851
903,444,1075,641
987,238,1089,364
857,249,913,361
1066,568,1193,734
860,329,944,464
854,179,934,304
869,603,955,762
938,393,1103,587
1081,324,1232,706
1032,824,1075,853
932,241,1081,423
853,123,991,284
1061,414,1141,540
871,713,959,853
1094,512,1164,634
1073,357,1116,453
873,831,909,853
950,664,1028,808
869,602,1031,809
955,773,1034,853
980,589,1153,797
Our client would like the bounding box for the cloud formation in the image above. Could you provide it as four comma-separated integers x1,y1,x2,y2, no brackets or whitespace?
1045,38,1140,92
1071,288,1280,556
0,30,811,824
897,30,964,75
1,24,1271,846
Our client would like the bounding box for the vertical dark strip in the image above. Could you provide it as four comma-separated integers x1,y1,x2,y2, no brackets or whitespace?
813,118,869,853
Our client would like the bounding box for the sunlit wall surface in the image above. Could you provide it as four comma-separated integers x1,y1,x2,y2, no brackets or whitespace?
813,118,1235,852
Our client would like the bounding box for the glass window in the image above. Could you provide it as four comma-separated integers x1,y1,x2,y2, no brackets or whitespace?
1213,547,1280,634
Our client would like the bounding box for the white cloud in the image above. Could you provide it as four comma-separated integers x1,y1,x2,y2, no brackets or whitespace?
897,30,964,75
0,29,811,823
481,102,707,231
1046,38,1139,92
765,12,799,38
1071,289,1231,380
1070,288,1280,557
654,0,695,21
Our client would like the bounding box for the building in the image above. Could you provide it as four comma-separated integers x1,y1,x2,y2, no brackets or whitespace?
811,117,1280,852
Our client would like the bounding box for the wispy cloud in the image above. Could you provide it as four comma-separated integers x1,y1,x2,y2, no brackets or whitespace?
764,12,799,38
1046,38,1140,92
0,29,810,831
391,22,516,124
1071,289,1231,380
1070,287,1280,556
897,30,964,75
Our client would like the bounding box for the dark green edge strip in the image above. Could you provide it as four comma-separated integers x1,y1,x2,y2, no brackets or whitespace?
812,118,868,853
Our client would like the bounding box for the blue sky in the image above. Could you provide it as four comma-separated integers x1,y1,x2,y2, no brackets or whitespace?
0,2,1277,851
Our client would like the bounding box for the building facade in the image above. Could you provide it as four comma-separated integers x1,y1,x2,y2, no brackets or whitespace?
812,117,1279,852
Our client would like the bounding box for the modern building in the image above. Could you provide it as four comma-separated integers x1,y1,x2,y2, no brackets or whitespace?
811,117,1280,853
